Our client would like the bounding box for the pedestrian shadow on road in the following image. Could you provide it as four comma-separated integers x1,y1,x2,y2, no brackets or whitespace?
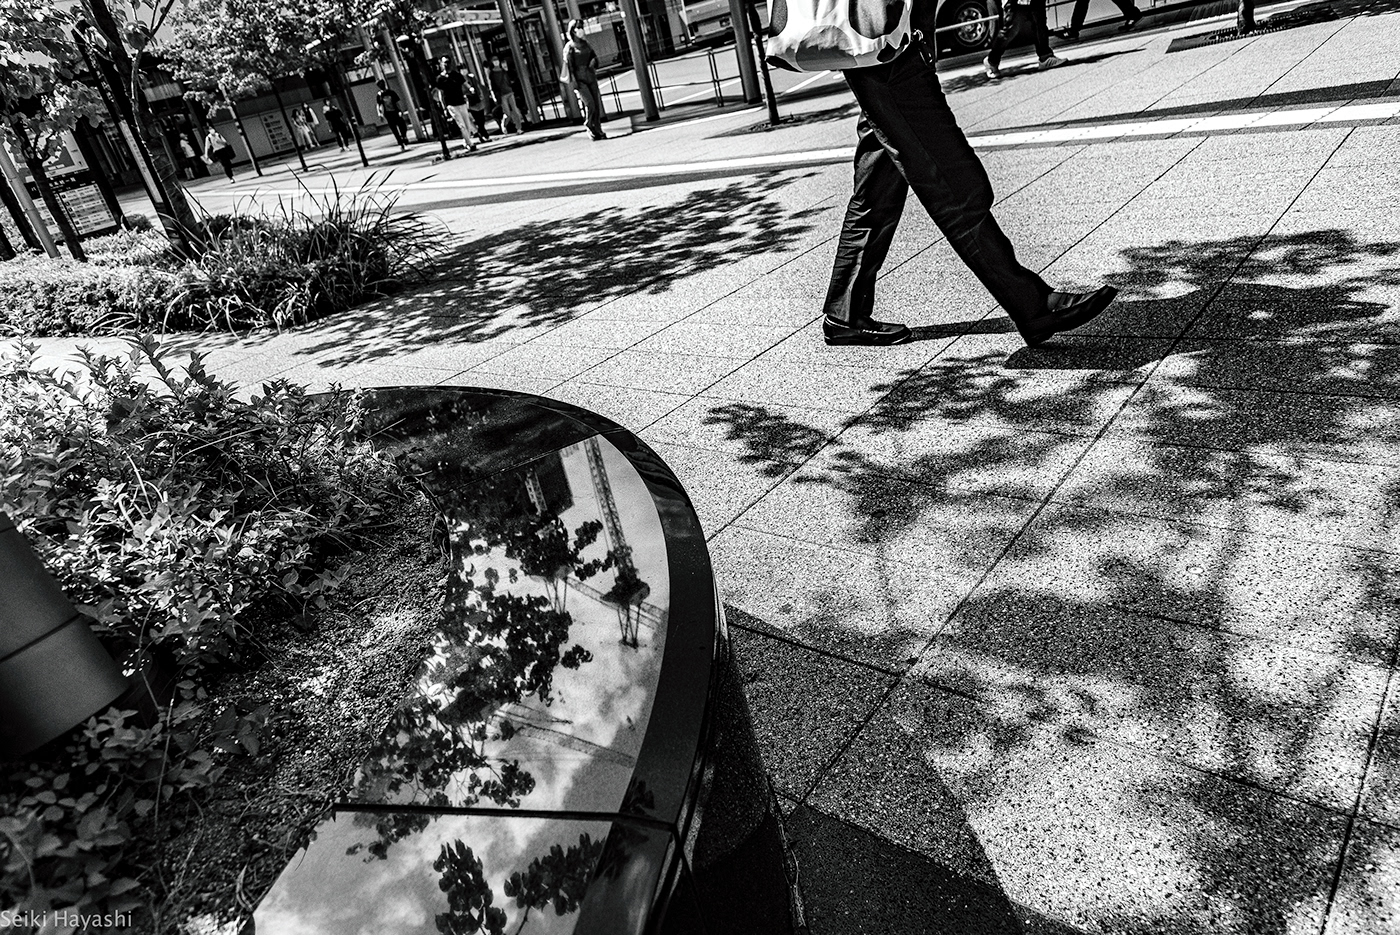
257,174,826,368
703,224,1400,934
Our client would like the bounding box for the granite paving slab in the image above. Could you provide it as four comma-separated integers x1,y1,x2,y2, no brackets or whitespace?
1324,819,1400,935
728,623,898,799
807,683,1347,935
707,525,973,671
981,502,1400,662
1360,677,1400,827
915,593,1388,809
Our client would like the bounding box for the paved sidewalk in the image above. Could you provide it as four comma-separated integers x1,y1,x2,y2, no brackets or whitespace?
15,4,1400,932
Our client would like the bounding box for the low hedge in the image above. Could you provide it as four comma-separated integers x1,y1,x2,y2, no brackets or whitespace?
0,258,180,335
0,182,434,337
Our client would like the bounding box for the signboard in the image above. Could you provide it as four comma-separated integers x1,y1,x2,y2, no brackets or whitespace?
260,111,295,153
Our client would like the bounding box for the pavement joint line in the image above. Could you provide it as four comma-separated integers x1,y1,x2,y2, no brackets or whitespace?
1320,662,1400,932
726,617,903,679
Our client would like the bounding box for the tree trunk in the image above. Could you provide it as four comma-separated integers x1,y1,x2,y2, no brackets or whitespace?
271,85,309,171
25,153,87,262
79,0,204,256
0,219,15,260
0,175,42,252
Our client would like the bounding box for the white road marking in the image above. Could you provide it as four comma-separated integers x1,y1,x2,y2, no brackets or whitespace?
781,70,834,96
199,100,1394,201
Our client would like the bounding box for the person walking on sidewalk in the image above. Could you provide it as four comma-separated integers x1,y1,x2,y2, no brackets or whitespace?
489,56,526,134
563,19,607,141
818,12,1116,346
433,58,478,153
376,80,409,149
203,127,236,182
323,98,352,151
463,69,494,144
1059,0,1141,39
984,0,1064,78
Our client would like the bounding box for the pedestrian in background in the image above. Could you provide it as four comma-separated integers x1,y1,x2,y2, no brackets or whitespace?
818,9,1116,346
433,57,478,153
323,98,352,151
489,55,526,134
463,68,494,144
203,127,236,182
376,80,409,149
563,19,607,141
291,105,319,149
984,0,1064,78
1059,0,1140,39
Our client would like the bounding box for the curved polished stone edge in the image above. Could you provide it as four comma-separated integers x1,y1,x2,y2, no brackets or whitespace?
252,387,796,935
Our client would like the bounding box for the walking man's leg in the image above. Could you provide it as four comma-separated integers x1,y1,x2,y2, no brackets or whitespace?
823,116,912,344
840,50,1116,345
985,0,1016,74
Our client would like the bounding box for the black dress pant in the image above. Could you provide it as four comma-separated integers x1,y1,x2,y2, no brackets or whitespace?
987,0,1053,66
824,49,1050,335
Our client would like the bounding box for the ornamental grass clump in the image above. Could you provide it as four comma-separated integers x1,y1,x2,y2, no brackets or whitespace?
0,337,414,922
166,177,434,332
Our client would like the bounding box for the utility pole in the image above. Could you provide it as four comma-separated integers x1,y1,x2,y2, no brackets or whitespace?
539,0,580,119
382,28,427,141
728,0,760,103
619,0,659,121
495,0,541,123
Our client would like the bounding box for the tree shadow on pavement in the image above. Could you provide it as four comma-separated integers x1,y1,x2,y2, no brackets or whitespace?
702,226,1400,933
233,176,825,368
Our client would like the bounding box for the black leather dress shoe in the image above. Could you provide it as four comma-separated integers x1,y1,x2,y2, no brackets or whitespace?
823,316,913,346
1021,286,1118,346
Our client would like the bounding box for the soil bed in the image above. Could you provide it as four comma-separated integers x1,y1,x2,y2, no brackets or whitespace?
152,497,445,935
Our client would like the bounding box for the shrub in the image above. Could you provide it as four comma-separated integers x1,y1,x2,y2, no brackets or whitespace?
0,337,414,920
0,177,436,337
0,257,180,335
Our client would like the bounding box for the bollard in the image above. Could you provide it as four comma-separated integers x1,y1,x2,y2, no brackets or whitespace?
608,75,624,114
0,511,127,758
648,60,665,109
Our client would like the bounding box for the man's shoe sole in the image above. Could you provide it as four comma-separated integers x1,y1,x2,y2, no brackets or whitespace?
824,329,914,347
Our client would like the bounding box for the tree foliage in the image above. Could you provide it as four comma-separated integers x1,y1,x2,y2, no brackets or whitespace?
0,0,104,159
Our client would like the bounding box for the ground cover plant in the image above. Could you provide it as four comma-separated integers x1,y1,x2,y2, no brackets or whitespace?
0,178,435,337
0,338,443,932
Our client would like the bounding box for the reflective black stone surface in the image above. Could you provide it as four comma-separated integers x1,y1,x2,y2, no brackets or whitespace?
252,388,794,935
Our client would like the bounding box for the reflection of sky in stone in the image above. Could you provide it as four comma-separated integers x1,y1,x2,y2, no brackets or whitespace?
479,437,670,813
389,432,670,814
254,813,615,935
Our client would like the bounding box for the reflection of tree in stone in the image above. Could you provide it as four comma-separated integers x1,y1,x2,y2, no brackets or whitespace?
433,835,605,935
347,465,615,861
434,840,507,935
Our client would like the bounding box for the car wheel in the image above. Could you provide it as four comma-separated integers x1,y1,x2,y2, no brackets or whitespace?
939,0,994,54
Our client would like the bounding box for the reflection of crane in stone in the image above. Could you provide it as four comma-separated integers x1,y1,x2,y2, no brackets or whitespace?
581,437,662,648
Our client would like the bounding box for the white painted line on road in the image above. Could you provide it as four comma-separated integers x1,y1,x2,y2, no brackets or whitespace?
666,76,744,106
1316,101,1400,122
781,70,834,96
203,99,1397,203
228,146,855,198
1249,106,1338,126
